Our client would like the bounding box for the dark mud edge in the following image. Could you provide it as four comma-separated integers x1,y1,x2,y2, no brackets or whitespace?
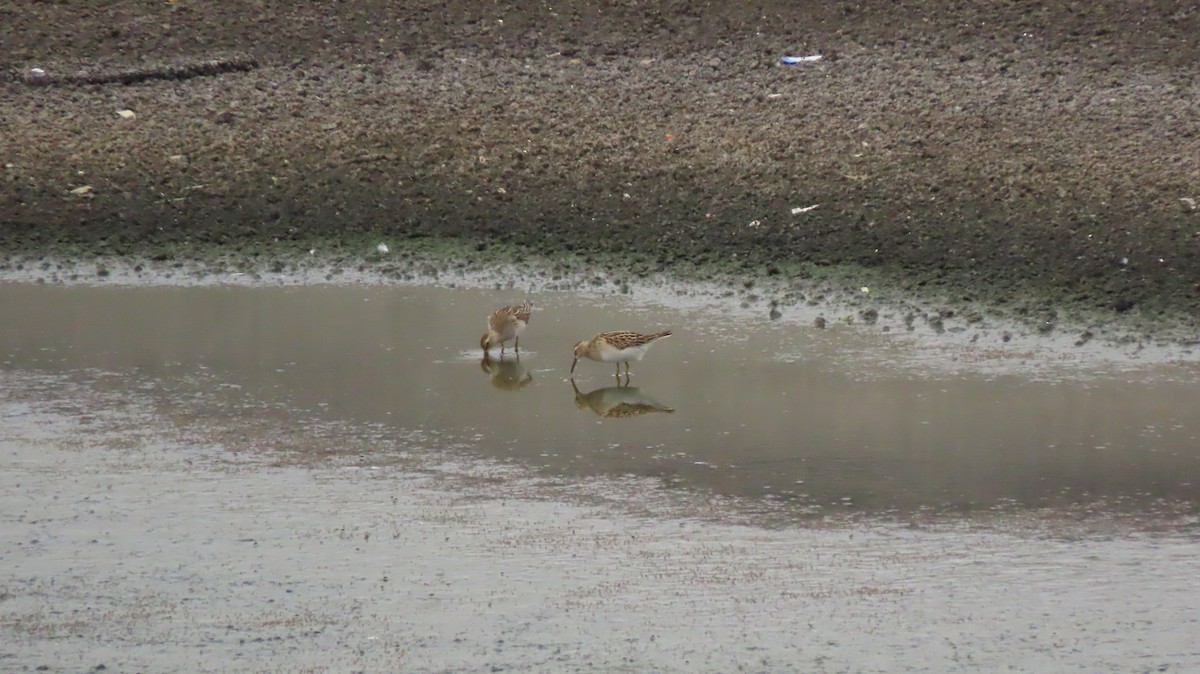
3,2,1198,345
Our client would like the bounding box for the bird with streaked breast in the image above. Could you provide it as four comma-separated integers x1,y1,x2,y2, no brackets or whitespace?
571,330,672,376
481,301,532,356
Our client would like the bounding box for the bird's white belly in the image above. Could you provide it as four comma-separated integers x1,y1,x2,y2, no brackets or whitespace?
495,320,526,343
597,344,645,362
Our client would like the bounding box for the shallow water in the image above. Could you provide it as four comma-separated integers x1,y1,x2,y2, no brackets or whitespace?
5,372,1197,674
5,280,1200,673
2,282,1197,524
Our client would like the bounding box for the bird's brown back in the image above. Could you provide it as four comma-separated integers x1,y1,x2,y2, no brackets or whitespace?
594,330,672,350
488,300,532,331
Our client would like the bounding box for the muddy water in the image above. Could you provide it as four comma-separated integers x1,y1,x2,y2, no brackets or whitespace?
2,282,1197,523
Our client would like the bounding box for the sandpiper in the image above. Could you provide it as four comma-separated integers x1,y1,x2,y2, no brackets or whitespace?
571,330,672,376
481,301,532,356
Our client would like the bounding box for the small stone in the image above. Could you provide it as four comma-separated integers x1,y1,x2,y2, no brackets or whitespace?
813,316,826,329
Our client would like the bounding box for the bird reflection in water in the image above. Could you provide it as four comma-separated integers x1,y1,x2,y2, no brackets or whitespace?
571,378,675,418
480,354,533,391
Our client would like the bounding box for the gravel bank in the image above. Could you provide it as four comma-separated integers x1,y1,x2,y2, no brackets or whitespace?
3,1,1198,338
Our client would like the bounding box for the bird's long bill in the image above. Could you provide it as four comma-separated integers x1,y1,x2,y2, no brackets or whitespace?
570,357,578,374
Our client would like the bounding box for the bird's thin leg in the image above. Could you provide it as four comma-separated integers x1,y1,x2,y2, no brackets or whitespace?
515,337,520,354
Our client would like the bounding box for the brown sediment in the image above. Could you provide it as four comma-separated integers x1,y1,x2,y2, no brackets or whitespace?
1,1,1197,334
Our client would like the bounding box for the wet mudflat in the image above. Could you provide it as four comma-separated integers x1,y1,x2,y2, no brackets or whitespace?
2,281,1200,672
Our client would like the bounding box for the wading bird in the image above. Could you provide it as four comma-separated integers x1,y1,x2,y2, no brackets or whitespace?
480,300,532,357
571,330,672,377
